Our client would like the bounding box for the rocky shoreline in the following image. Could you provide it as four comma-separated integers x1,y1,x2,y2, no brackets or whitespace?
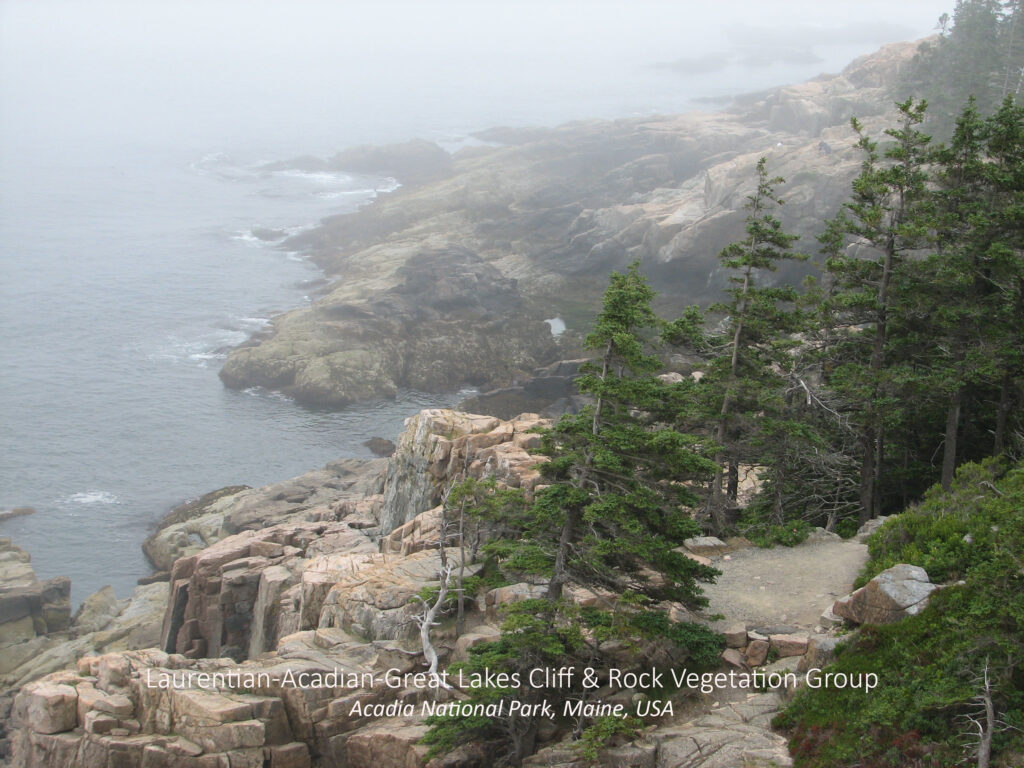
1,406,923,767
219,40,922,408
0,40,934,767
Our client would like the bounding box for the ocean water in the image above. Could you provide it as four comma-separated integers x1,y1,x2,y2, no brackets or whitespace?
0,1,938,604
0,147,464,602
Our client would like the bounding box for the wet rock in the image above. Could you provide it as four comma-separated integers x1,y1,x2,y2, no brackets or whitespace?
363,437,396,457
0,508,35,522
220,248,558,407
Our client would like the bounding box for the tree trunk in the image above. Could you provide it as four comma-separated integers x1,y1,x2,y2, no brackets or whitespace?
873,424,884,516
727,460,739,503
547,508,578,600
858,428,875,526
456,502,467,637
510,715,538,767
708,267,750,534
941,386,963,490
994,368,1012,456
420,566,452,685
860,235,894,522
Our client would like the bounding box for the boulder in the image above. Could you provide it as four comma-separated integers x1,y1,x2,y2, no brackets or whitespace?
854,515,891,542
723,623,747,648
832,564,936,625
769,634,809,658
13,682,78,734
343,718,430,768
683,537,729,557
721,649,746,669
744,639,769,667
797,635,844,673
72,586,122,634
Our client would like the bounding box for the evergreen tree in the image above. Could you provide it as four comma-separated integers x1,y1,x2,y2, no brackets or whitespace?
980,96,1024,456
700,157,808,533
423,265,723,765
818,99,935,522
515,263,720,605
904,0,1013,133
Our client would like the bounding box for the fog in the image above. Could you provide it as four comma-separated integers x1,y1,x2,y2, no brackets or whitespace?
0,0,950,600
2,0,946,160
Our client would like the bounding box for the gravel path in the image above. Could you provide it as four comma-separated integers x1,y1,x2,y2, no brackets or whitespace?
700,537,869,631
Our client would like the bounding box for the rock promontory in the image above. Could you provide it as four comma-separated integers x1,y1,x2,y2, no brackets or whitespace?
220,41,924,407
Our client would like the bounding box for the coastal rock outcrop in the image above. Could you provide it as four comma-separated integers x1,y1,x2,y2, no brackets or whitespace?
143,459,386,573
0,540,70,645
4,403,879,767
220,248,559,406
156,410,549,662
160,520,378,661
221,41,924,407
379,409,549,535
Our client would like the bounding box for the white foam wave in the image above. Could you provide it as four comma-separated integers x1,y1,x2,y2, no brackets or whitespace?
231,231,265,247
242,386,291,402
233,317,270,332
60,491,120,505
148,321,267,367
274,169,354,185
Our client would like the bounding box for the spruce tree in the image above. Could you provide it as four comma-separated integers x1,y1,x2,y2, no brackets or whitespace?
423,265,723,766
981,96,1024,456
701,157,808,533
521,262,720,605
818,99,935,522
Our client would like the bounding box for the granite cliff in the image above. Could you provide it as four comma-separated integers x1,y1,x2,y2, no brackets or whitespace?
4,409,893,767
220,41,922,407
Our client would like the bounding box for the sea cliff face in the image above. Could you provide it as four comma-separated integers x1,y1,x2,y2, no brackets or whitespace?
4,408,885,767
219,41,921,407
3,410,563,768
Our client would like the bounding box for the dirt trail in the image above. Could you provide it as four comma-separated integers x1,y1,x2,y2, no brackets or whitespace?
700,536,869,631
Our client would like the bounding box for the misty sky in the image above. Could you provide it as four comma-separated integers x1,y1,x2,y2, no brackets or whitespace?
1,1,949,158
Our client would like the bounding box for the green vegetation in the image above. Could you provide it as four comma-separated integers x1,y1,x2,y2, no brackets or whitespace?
902,0,1024,137
424,266,723,765
424,12,1024,762
774,460,1024,767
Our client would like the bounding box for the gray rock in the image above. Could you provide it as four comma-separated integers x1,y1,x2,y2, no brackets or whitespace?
832,563,936,625
684,537,729,556
72,586,122,635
